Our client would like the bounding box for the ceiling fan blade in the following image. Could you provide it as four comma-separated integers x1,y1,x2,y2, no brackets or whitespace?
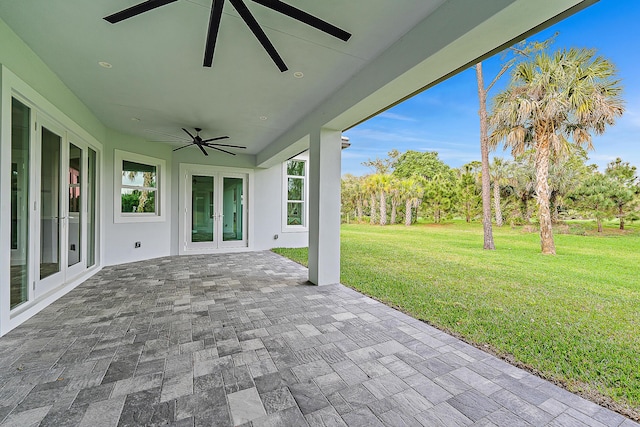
203,142,247,149
204,0,225,67
251,0,351,42
201,136,229,143
229,0,288,72
104,0,178,23
172,143,195,152
182,128,196,140
208,145,237,156
196,142,209,156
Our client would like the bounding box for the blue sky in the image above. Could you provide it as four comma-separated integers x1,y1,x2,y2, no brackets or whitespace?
342,0,640,176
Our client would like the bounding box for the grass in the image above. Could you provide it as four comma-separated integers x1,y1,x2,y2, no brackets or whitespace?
273,220,640,418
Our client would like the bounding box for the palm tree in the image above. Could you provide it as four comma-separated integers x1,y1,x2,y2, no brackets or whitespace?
490,48,624,254
509,158,536,223
364,175,378,225
375,174,391,226
489,157,510,226
389,176,402,225
401,178,424,226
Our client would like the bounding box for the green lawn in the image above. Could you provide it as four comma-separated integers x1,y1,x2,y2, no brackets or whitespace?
273,221,640,417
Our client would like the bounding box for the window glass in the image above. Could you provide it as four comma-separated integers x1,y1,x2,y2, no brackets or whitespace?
285,159,306,227
287,203,303,226
287,160,305,176
287,178,303,201
115,150,165,222
121,160,157,213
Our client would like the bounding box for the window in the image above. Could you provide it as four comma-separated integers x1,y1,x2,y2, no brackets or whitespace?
284,159,307,228
114,150,166,223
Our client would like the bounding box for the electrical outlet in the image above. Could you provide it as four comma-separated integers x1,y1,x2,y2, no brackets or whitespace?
135,241,141,248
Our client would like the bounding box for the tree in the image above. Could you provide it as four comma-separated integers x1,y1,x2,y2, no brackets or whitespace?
424,171,457,223
389,176,402,225
401,178,424,226
341,174,365,223
547,147,592,223
364,175,378,225
605,158,640,230
489,157,510,226
457,162,481,223
474,37,555,248
475,62,497,248
362,149,400,174
490,48,624,254
569,173,615,232
508,157,536,223
375,174,391,226
393,150,450,180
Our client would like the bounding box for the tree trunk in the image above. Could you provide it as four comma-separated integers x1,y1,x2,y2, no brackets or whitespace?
493,182,503,227
475,63,496,250
524,198,532,222
597,217,603,233
405,200,412,226
550,192,559,224
619,206,625,230
356,201,363,223
379,191,387,226
369,194,377,225
465,202,471,223
534,137,556,255
390,201,397,224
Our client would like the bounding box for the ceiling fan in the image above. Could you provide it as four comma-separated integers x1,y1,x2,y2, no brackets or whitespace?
103,0,351,71
171,128,246,156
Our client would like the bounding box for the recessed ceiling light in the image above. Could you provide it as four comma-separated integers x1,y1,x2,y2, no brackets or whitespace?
98,61,112,68
293,72,304,79
259,116,268,121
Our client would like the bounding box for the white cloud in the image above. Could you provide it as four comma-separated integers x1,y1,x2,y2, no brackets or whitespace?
378,112,418,122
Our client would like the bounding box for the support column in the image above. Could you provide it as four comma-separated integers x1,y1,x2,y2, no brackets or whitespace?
308,128,341,286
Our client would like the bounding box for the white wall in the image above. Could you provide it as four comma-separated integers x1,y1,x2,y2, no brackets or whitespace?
253,153,309,250
103,129,173,266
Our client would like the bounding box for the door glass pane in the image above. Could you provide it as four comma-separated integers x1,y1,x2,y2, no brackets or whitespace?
68,143,82,267
191,175,214,243
40,127,61,280
223,177,243,242
10,98,30,309
87,148,97,267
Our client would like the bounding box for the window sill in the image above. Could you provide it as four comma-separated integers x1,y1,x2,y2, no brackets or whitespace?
114,214,165,224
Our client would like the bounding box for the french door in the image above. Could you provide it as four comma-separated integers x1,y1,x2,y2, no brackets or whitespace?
9,97,98,310
35,117,66,296
181,169,247,252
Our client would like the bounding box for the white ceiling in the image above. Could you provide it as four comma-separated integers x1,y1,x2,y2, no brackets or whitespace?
0,0,444,152
0,0,595,162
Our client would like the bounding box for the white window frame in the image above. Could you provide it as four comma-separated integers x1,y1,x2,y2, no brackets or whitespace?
114,149,166,223
282,156,308,232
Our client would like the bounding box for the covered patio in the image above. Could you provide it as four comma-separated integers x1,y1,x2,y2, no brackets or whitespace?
0,252,635,427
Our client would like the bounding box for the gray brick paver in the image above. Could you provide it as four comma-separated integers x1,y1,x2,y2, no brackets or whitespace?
0,251,636,427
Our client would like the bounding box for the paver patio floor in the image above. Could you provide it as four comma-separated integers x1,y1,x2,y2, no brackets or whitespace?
0,251,637,427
